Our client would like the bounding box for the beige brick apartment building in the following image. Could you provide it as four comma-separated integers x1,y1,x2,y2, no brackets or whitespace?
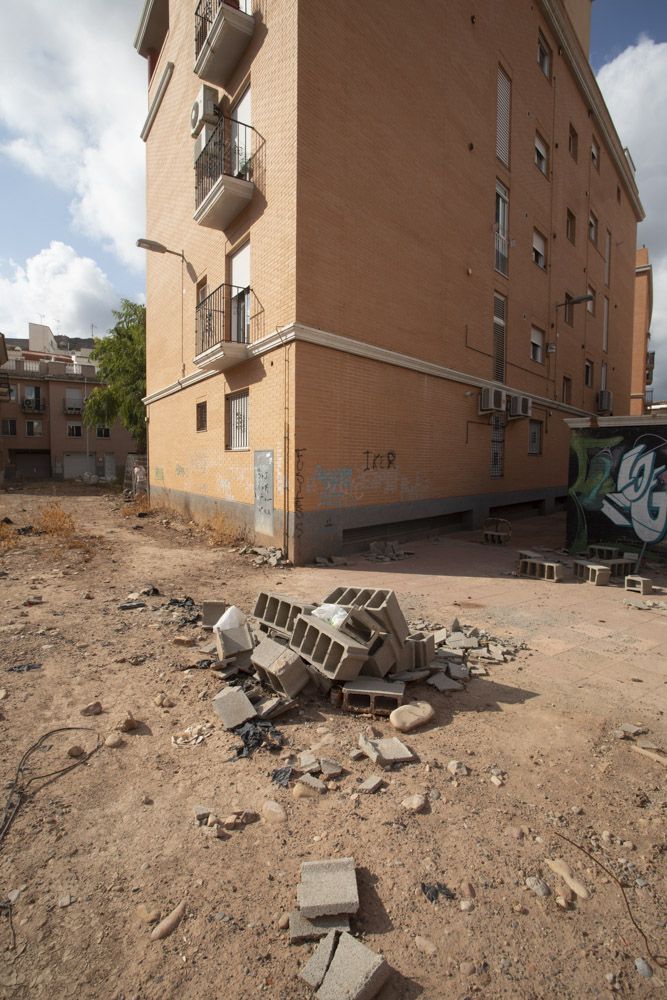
136,0,643,562
630,247,654,416
0,325,136,481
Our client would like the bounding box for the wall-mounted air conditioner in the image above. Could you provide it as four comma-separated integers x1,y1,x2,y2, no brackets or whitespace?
193,123,215,163
508,394,532,419
479,387,507,414
191,85,219,137
597,389,613,413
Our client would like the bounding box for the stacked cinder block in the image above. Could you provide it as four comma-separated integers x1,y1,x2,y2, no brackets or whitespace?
253,592,316,638
290,615,369,681
251,636,310,697
322,587,410,673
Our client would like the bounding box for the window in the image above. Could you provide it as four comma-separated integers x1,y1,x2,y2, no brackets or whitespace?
604,230,611,285
566,209,576,244
196,276,208,305
564,293,574,326
8,384,17,402
1,419,16,436
26,420,43,437
602,297,609,352
568,123,578,161
496,67,511,167
534,133,548,175
562,376,572,405
65,388,83,413
196,401,207,432
587,285,596,315
493,294,506,382
591,137,600,170
225,390,248,450
537,32,551,77
495,181,509,275
600,362,608,391
588,210,598,246
528,419,543,455
530,326,545,364
96,426,111,438
490,414,505,478
229,242,251,343
532,229,547,269
67,423,82,438
584,360,594,387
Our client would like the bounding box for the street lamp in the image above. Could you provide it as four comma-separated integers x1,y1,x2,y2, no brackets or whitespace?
137,237,186,376
551,294,595,400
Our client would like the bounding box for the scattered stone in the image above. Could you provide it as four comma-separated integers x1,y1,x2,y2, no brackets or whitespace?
150,899,186,940
136,904,161,924
358,775,384,794
415,935,437,956
297,857,359,918
67,745,85,759
154,692,175,708
58,894,74,908
427,673,463,692
297,774,327,795
118,600,146,611
460,960,476,976
0,689,7,701
320,758,343,778
289,910,350,943
634,958,652,978
278,913,290,930
194,805,212,824
460,899,475,912
447,760,468,777
299,750,320,773
114,711,138,733
173,635,196,647
460,881,476,898
104,733,123,748
490,774,504,787
80,701,102,717
544,858,590,899
389,701,434,733
401,793,427,813
358,733,416,768
525,876,551,898
262,800,287,824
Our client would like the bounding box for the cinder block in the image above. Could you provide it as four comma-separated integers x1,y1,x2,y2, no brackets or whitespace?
336,607,384,649
323,587,409,646
215,624,254,660
253,592,316,638
358,733,416,767
297,857,359,918
316,931,390,1000
404,631,436,667
211,686,257,729
588,544,621,560
625,575,652,595
289,911,349,944
290,614,366,681
361,636,397,677
300,930,339,989
251,637,310,697
202,601,229,629
342,677,405,716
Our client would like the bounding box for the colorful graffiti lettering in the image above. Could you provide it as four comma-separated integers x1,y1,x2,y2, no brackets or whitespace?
601,444,667,543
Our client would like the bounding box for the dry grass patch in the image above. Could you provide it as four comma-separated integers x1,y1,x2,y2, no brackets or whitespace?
0,522,19,551
36,502,76,537
207,513,249,548
121,495,152,519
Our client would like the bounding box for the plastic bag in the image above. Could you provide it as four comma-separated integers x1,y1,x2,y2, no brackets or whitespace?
214,605,246,631
311,604,348,629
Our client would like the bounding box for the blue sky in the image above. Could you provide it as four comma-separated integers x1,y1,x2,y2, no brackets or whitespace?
0,0,665,399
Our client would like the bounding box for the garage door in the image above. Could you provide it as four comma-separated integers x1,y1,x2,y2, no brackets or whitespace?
63,453,96,479
14,451,51,480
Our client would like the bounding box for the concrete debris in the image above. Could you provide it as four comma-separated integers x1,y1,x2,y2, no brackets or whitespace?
171,722,215,747
300,931,340,988
364,539,412,563
297,857,359,917
358,775,384,794
80,701,103,717
297,774,327,795
237,544,291,567
358,733,416,768
525,876,551,897
316,931,390,999
401,793,427,813
211,686,257,730
447,760,469,777
427,673,463,692
289,911,350,944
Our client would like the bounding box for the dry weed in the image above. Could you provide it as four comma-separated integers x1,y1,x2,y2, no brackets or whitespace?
36,502,76,537
0,522,19,551
207,513,248,547
122,495,152,519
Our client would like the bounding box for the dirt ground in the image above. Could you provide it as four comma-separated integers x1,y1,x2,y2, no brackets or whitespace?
0,484,665,1000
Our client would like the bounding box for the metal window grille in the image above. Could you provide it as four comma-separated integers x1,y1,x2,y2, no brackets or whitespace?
67,423,82,438
96,426,111,438
196,402,208,432
495,181,509,275
496,68,511,166
528,420,542,455
226,391,248,450
490,413,505,478
493,294,506,382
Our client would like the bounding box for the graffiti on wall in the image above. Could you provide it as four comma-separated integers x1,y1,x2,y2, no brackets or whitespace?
567,427,667,551
363,450,396,471
294,448,306,539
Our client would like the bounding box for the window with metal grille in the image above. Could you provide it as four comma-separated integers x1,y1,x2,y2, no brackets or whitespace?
530,326,545,364
225,390,248,450
568,123,578,161
196,401,207,433
602,297,609,352
493,294,506,382
495,180,509,275
532,229,546,268
562,376,572,405
490,413,505,478
566,209,576,244
67,423,82,438
496,67,511,167
528,419,543,455
534,133,548,175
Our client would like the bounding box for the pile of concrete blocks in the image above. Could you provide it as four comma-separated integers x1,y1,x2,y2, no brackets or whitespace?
292,857,390,998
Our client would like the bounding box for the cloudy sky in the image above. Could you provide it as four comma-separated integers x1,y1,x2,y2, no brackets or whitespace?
0,0,666,395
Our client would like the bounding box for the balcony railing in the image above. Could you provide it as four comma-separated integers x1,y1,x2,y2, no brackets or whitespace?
195,114,256,211
21,399,47,412
495,232,509,276
196,283,253,356
645,389,654,406
194,0,254,86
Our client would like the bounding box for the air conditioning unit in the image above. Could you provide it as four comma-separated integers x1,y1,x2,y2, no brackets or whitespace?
597,389,613,413
479,387,507,414
23,398,34,410
508,394,532,419
191,85,219,137
193,123,215,163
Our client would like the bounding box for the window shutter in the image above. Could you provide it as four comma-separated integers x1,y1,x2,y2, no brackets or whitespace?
496,68,511,167
493,294,506,382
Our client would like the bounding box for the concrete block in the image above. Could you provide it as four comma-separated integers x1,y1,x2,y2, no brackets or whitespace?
297,857,359,918
289,911,349,944
358,733,416,767
391,668,431,682
211,686,257,729
427,672,463,692
625,575,652,595
291,614,367,681
358,775,384,793
405,631,436,667
316,931,390,1000
252,638,310,698
588,544,621,560
597,557,636,578
300,930,339,989
518,558,565,582
214,624,254,660
253,591,316,638
337,607,384,648
447,662,470,680
202,601,229,629
362,636,397,677
323,587,409,646
342,677,405,716
573,560,610,584
445,633,479,650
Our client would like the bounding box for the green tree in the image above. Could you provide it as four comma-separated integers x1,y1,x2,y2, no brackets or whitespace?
83,300,146,452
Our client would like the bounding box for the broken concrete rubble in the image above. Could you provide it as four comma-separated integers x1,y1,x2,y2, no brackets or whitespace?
297,857,359,918
211,686,256,730
315,931,390,1000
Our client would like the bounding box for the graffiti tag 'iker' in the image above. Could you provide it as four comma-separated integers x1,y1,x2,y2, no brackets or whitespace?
601,444,667,543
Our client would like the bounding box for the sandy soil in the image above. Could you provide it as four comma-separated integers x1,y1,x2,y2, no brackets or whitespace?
0,484,665,1000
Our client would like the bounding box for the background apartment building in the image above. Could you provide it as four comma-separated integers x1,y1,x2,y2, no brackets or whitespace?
630,247,654,415
0,324,136,481
136,0,643,562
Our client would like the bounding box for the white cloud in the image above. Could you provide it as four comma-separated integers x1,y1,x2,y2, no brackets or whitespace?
0,0,145,271
0,242,119,340
597,36,667,400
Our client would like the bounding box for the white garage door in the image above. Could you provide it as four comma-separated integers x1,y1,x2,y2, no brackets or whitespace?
63,453,96,479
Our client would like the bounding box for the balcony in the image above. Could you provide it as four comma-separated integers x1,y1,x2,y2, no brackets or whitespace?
193,283,253,371
646,349,655,385
194,115,256,229
194,0,254,87
21,399,47,413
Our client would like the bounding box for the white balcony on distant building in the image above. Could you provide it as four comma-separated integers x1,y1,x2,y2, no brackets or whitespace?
194,0,254,87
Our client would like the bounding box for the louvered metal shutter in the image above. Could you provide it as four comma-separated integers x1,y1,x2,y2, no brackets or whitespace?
493,294,506,382
496,68,511,166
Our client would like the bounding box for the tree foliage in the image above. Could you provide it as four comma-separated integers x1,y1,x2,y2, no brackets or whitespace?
83,300,146,452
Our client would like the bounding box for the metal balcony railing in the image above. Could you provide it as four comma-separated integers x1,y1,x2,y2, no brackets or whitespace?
194,0,252,59
495,232,509,276
196,283,253,355
195,114,256,209
21,398,47,412
645,389,654,406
